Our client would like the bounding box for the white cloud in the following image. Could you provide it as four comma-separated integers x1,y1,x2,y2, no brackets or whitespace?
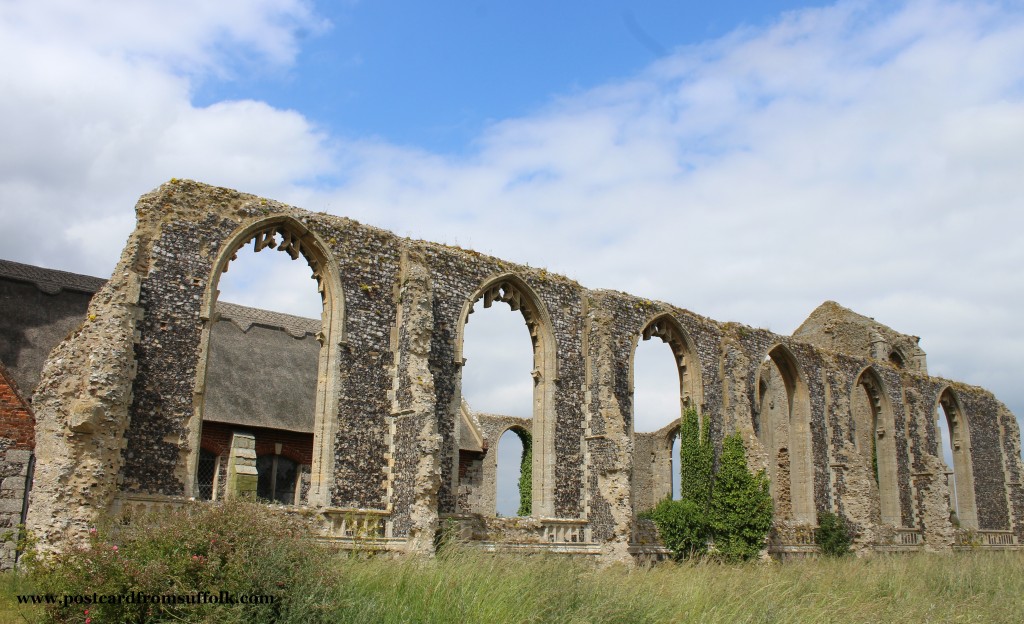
3,0,1024,433
308,0,1024,423
0,0,330,276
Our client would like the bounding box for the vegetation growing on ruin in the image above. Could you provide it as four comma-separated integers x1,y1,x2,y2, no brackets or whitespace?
642,408,772,561
517,429,533,517
816,511,854,557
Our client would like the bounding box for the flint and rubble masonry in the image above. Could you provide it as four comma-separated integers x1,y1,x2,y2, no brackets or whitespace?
18,179,1024,563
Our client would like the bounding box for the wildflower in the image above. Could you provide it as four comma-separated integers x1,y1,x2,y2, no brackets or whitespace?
111,545,119,552
89,527,97,535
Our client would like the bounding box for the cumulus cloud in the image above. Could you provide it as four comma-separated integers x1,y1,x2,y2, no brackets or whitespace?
3,0,1024,429
0,0,331,275
307,0,1024,421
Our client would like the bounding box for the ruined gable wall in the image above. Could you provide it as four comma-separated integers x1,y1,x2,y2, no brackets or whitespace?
24,179,1023,558
794,300,927,373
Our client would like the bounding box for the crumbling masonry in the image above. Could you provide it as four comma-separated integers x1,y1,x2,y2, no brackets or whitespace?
10,180,1024,564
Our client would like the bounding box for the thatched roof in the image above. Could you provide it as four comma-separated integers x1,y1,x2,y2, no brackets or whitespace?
201,303,321,432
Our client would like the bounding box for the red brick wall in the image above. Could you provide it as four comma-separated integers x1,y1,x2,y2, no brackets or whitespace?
200,420,312,465
0,363,34,450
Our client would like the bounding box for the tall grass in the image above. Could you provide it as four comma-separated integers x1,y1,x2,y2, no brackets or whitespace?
2,503,1022,623
288,549,1024,624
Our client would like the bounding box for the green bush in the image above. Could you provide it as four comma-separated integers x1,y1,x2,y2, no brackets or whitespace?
642,497,710,559
640,408,712,560
30,500,323,623
816,511,853,557
709,433,773,562
643,410,772,562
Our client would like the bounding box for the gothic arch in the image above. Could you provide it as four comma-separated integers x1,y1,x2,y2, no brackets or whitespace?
454,274,558,517
629,313,704,426
754,344,816,524
852,367,901,526
935,387,978,529
187,216,345,507
628,315,703,508
494,425,533,517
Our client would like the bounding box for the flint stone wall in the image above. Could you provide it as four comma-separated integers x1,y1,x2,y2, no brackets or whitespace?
24,180,1024,560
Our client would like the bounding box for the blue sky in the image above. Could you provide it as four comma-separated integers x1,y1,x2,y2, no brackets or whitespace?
193,1,835,155
2,0,1023,514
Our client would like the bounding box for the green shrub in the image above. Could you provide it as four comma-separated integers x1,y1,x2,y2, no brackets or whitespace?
644,410,772,562
641,408,712,560
30,500,323,623
816,511,853,557
709,433,773,562
642,497,710,559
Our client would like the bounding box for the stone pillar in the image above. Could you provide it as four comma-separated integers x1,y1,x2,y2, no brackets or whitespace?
869,328,888,362
388,249,440,554
225,432,258,499
587,302,633,564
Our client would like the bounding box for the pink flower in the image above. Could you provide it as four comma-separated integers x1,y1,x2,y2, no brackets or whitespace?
89,528,97,535
111,545,118,552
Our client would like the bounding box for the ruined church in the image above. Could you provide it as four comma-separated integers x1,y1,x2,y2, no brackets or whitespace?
1,179,1021,567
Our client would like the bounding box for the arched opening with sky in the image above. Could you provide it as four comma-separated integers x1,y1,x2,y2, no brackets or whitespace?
461,288,536,517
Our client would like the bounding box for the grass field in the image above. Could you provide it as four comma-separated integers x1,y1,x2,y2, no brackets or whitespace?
3,548,1023,623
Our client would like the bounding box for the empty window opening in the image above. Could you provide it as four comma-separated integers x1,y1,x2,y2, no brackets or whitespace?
461,281,544,517
216,234,324,318
631,316,701,512
936,390,978,529
462,298,534,419
197,225,323,504
633,338,681,434
496,428,531,517
458,278,556,517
